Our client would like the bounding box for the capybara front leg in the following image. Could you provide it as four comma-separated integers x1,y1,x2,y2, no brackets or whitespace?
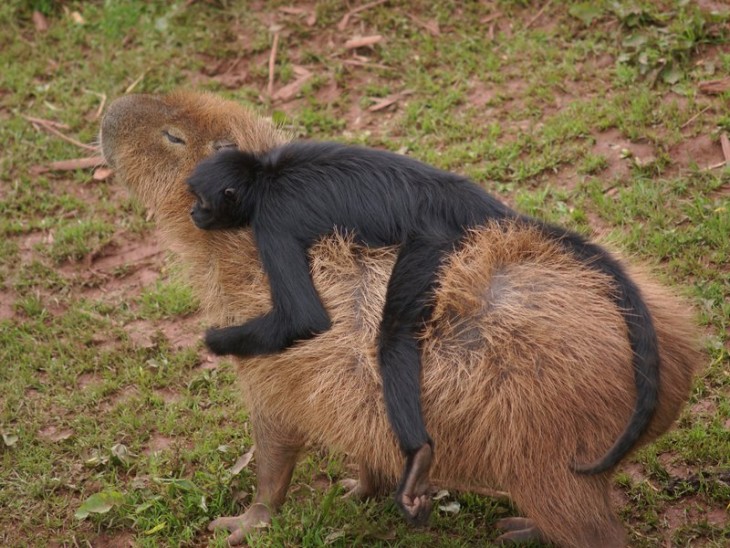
208,414,304,545
341,461,394,500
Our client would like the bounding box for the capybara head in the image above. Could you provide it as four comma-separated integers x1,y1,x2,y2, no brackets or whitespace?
101,91,285,222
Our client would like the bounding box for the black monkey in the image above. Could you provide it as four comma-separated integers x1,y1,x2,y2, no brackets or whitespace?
187,141,660,524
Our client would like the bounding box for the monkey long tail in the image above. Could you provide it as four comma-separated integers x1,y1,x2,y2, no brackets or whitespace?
539,223,661,475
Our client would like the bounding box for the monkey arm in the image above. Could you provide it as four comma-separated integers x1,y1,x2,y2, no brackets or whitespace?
205,231,332,357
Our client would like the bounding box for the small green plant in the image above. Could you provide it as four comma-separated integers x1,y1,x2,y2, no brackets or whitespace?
47,219,115,263
138,279,198,319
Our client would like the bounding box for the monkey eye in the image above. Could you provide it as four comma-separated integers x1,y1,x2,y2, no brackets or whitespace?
224,188,236,201
163,129,186,145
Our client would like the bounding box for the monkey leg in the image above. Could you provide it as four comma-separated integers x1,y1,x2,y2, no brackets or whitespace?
378,233,458,526
208,412,304,545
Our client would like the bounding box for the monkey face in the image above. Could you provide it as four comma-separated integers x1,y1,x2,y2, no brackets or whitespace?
187,148,259,231
189,186,241,230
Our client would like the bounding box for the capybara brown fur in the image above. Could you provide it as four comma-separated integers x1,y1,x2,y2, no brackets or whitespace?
100,91,702,547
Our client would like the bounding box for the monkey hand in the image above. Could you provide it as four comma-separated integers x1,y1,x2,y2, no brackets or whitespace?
205,325,246,356
204,323,282,357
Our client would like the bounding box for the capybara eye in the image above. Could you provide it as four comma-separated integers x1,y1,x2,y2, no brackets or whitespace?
163,129,186,145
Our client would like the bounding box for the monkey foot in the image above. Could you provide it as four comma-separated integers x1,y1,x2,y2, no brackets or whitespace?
395,443,433,526
495,517,545,544
208,503,271,545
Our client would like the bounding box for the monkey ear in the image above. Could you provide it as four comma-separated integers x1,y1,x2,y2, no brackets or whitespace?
224,188,237,201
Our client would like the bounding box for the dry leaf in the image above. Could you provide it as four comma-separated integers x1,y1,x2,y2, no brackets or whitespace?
409,15,440,36
32,11,49,32
70,11,85,25
228,445,256,477
438,501,461,514
433,489,450,500
345,35,383,50
38,425,74,442
93,167,114,181
698,77,730,95
272,69,313,102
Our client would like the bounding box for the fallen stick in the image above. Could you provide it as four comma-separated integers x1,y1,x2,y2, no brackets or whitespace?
23,115,98,152
525,0,552,29
679,105,711,129
344,35,383,49
337,0,388,31
720,133,730,167
267,31,281,97
31,156,105,174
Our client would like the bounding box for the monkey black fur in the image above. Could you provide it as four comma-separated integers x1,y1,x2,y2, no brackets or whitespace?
187,141,660,522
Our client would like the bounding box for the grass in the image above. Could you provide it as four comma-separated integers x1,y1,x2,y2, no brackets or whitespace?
1,0,729,546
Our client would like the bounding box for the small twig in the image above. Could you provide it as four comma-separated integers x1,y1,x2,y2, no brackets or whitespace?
703,161,727,171
21,115,69,130
679,105,711,129
84,90,108,120
337,0,388,31
525,0,552,29
49,156,106,171
223,55,245,75
720,133,730,166
344,35,383,49
480,12,502,25
432,480,510,500
341,59,391,70
488,23,496,41
368,90,413,112
124,72,146,94
23,115,98,152
408,14,439,36
267,31,281,97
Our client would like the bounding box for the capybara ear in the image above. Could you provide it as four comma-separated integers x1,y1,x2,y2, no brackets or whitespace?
213,138,237,151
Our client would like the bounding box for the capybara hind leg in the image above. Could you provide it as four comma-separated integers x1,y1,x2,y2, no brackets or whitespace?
495,517,545,544
576,518,627,548
341,461,393,500
506,479,627,548
209,413,304,545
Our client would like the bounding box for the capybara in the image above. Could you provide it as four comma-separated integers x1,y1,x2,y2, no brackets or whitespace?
100,91,701,547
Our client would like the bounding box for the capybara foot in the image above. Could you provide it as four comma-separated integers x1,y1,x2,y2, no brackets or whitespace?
208,503,271,545
340,478,372,500
395,443,433,526
495,517,545,544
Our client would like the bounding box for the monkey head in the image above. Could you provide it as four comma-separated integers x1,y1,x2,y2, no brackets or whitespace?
187,149,260,230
